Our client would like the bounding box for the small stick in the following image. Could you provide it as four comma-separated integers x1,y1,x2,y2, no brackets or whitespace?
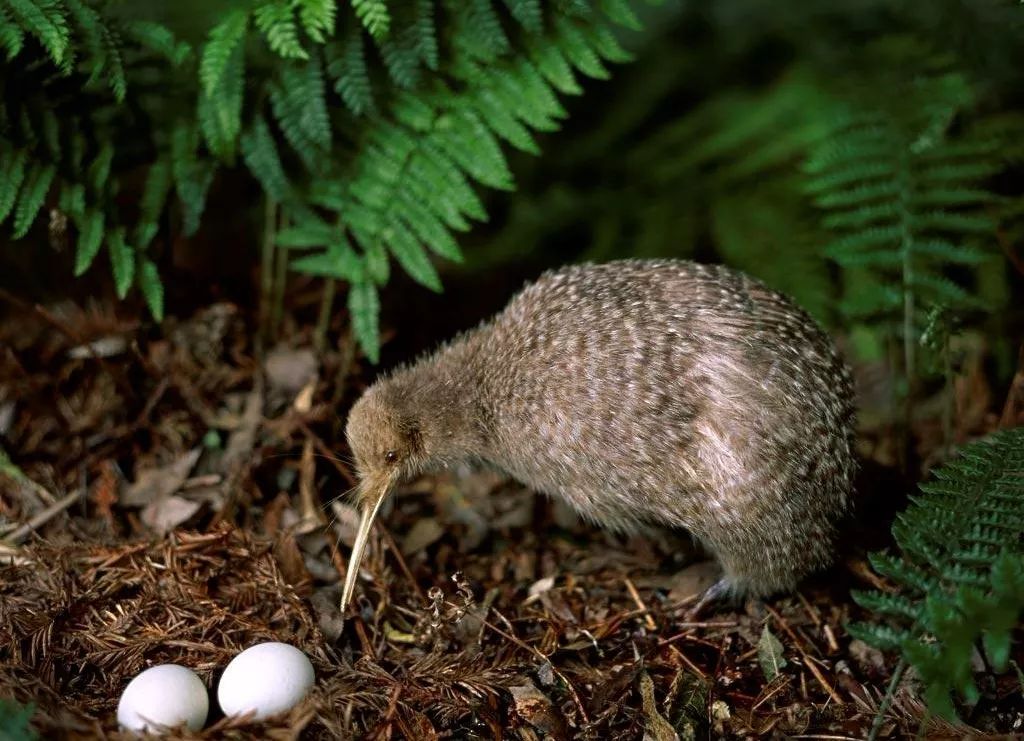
3,487,85,544
623,577,657,631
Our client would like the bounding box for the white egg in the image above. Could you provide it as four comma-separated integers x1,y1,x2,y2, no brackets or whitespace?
217,642,315,720
117,664,209,733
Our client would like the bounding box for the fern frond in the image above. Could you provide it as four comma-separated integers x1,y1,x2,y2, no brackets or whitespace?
106,227,134,298
503,0,542,33
240,116,292,202
12,161,54,238
850,428,1024,719
73,208,104,275
64,0,125,100
200,9,248,97
347,279,380,362
0,4,26,59
136,157,172,247
137,257,164,321
450,0,509,63
0,148,27,224
255,1,307,60
296,0,335,42
351,0,390,40
597,0,641,30
326,28,375,115
122,20,190,65
171,122,213,236
3,0,70,67
270,59,331,167
198,36,245,161
383,221,442,290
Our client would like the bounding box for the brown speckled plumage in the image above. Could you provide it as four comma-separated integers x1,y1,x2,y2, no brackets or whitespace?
343,259,856,609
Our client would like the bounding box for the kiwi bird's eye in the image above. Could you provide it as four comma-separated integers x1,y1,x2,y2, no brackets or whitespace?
384,450,398,464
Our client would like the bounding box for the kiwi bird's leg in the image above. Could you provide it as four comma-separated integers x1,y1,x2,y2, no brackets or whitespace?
339,474,393,617
690,577,738,617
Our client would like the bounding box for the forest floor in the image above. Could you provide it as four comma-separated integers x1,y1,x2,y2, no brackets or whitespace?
0,295,1022,740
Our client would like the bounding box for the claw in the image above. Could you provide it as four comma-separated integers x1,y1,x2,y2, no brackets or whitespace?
689,577,738,618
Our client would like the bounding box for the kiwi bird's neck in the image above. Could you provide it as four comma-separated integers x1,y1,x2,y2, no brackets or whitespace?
385,330,491,470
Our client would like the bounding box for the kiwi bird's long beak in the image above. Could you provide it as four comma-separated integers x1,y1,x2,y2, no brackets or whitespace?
340,473,394,617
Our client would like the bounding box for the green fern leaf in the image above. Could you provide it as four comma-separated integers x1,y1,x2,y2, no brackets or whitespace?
270,59,331,165
4,0,70,67
910,211,993,234
291,238,363,281
122,20,191,65
347,278,380,362
452,0,508,62
363,238,389,284
240,116,292,202
852,428,1024,719
65,0,126,101
384,223,441,291
12,162,54,238
73,209,104,275
527,39,582,95
255,2,307,60
107,228,134,299
352,0,390,40
58,182,85,220
200,9,248,97
466,89,539,153
582,22,633,64
910,239,989,265
0,148,27,224
413,0,437,69
379,26,423,89
198,38,245,161
327,29,375,115
87,143,114,194
554,16,609,79
597,0,641,30
137,258,164,321
171,122,214,236
503,0,542,32
433,109,514,190
0,4,26,59
395,190,463,261
296,0,335,42
276,216,336,247
136,158,172,247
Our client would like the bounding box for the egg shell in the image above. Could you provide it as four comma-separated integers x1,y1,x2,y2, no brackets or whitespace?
117,664,209,733
217,642,315,720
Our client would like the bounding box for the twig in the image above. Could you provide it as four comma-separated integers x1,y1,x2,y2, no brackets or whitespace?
868,659,906,741
3,487,86,544
623,577,657,631
764,604,844,705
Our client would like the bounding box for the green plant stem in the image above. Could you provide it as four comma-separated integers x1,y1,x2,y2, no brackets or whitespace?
898,149,915,472
943,336,953,457
260,198,278,349
272,235,288,340
868,658,907,741
314,278,337,353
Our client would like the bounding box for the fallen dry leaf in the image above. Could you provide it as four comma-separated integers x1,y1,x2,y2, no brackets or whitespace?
122,448,201,507
140,495,202,534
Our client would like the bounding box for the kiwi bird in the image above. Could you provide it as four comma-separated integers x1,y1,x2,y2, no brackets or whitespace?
340,259,856,614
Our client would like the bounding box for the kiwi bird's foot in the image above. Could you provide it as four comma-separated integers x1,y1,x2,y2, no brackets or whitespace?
689,577,740,618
